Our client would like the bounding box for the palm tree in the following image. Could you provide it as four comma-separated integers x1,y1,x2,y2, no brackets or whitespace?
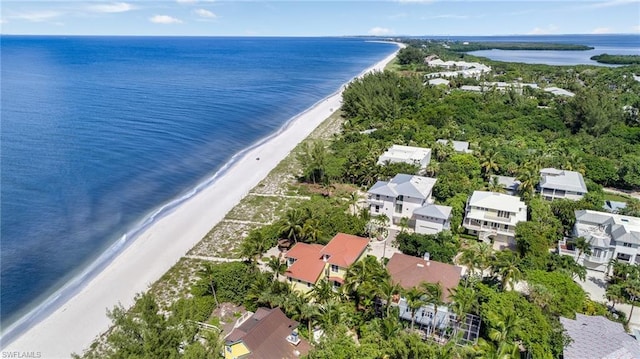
297,302,320,342
266,256,286,281
378,278,402,317
487,308,523,357
459,247,481,278
422,282,444,337
348,191,359,215
398,217,410,234
197,263,220,308
492,251,522,291
625,278,640,326
239,230,267,263
516,165,539,198
280,208,305,245
605,283,625,310
308,279,335,305
480,149,501,180
487,176,505,193
449,285,478,320
404,287,426,330
301,218,322,243
574,236,592,263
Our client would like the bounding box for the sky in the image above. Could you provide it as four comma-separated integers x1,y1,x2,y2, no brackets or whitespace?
1,0,639,36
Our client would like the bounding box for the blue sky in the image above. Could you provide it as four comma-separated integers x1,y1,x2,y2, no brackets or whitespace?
1,0,639,36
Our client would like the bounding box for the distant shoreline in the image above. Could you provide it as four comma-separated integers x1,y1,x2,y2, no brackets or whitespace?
590,53,640,65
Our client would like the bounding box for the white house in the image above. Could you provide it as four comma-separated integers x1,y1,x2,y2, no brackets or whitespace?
538,168,588,201
367,174,437,225
377,145,432,170
436,139,472,153
558,210,640,272
413,204,452,235
463,191,528,247
427,78,450,86
544,86,575,97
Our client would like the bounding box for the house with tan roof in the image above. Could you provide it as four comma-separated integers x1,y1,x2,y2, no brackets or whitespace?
386,253,477,339
224,307,311,359
284,233,369,293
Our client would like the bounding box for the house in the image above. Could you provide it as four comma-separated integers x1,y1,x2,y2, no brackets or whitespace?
224,307,311,359
413,204,452,235
544,86,575,97
436,139,472,153
427,78,450,86
284,233,369,292
377,144,432,170
538,168,588,201
367,174,437,225
559,314,640,359
489,175,520,196
386,253,474,337
459,85,483,92
558,210,640,272
603,200,627,214
462,191,527,246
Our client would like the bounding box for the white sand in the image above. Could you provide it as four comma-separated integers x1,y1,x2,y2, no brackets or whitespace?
3,43,403,358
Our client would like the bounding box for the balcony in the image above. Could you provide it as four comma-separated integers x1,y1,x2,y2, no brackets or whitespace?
367,196,385,206
463,218,514,235
558,239,577,257
584,254,608,264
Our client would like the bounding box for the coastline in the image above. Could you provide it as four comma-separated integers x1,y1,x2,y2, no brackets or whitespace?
2,43,403,358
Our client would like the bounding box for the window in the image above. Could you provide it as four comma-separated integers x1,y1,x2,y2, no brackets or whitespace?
617,252,631,262
331,264,339,273
497,210,510,219
375,205,380,213
395,203,403,213
307,282,312,288
504,224,509,230
623,242,633,248
593,248,603,258
375,194,380,200
397,195,404,202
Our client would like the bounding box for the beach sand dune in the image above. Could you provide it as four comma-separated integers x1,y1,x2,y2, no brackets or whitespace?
2,43,402,358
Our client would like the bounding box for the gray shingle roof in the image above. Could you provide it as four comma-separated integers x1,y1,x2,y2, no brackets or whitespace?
560,314,640,359
414,204,452,220
539,168,588,193
368,174,436,200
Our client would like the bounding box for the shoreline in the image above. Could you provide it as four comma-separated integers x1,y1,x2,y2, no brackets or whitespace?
2,43,403,358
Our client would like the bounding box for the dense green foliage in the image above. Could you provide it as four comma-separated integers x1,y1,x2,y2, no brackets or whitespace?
395,231,459,263
591,53,640,65
447,41,593,51
525,270,586,317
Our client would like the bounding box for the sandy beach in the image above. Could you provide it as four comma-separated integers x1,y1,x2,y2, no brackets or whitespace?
2,43,402,358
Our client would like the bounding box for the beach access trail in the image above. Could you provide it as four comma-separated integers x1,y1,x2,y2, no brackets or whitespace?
3,43,403,358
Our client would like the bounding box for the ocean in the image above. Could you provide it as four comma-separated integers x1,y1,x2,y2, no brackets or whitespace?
0,36,398,334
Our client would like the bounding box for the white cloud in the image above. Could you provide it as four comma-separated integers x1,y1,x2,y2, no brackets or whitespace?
592,27,613,34
528,24,558,35
194,8,216,18
149,15,182,24
632,25,640,33
368,27,393,36
585,0,639,8
88,2,135,13
177,0,198,3
13,11,63,22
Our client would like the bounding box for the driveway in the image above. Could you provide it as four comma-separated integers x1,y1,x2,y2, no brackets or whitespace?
576,269,640,331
